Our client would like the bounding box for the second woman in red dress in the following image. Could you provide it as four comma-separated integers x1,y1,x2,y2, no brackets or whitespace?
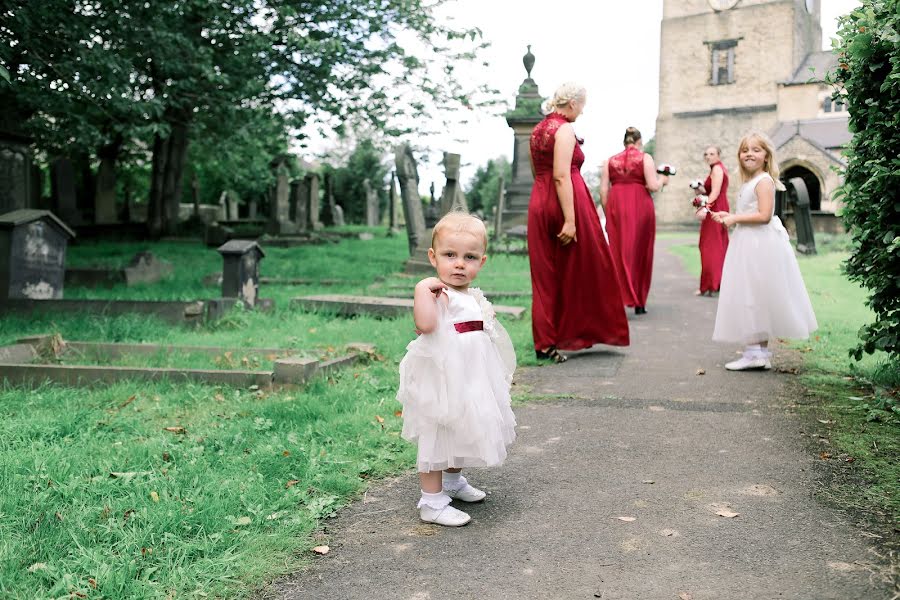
600,127,669,315
527,83,629,363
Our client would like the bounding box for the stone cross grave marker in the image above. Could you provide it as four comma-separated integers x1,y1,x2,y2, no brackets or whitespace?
394,143,425,255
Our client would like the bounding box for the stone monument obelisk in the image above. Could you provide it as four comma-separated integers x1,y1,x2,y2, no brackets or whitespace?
502,45,543,230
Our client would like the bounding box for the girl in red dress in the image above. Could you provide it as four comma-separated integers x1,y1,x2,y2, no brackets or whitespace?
696,145,730,296
527,83,629,363
600,127,669,314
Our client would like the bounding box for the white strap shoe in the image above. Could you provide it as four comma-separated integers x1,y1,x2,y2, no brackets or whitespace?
419,504,471,527
725,356,772,371
445,483,487,502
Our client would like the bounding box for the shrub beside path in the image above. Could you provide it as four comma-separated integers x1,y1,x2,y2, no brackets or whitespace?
268,239,893,600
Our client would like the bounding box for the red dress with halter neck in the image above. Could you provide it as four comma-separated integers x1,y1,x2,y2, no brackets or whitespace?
698,161,730,293
526,113,630,351
605,146,655,308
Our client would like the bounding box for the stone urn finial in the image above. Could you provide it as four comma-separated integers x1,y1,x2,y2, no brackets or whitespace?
523,45,535,80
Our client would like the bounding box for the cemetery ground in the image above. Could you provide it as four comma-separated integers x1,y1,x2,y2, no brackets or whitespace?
0,229,896,598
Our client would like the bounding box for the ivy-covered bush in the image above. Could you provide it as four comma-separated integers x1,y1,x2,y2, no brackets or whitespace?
829,1,900,363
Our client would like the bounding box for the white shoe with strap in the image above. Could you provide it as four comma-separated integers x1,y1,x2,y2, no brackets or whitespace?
419,504,471,527
443,475,487,502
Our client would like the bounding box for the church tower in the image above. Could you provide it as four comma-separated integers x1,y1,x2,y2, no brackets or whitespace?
653,0,822,225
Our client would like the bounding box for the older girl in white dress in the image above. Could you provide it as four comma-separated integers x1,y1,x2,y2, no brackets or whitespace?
710,131,818,370
397,212,516,526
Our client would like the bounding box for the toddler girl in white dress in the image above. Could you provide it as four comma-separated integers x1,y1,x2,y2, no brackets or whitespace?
397,212,517,526
711,131,818,370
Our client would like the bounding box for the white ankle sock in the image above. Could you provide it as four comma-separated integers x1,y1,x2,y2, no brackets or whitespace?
418,490,451,510
442,472,465,491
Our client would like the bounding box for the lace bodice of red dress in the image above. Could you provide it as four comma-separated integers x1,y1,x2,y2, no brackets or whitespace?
608,146,645,185
530,113,584,176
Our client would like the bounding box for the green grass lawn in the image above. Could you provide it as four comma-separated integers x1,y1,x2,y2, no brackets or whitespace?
3,229,894,597
668,234,899,528
0,230,538,598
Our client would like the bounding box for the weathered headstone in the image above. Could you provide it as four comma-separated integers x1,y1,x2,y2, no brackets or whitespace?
332,203,345,227
364,178,379,226
493,175,506,243
267,158,296,235
217,240,265,307
394,143,426,255
124,251,174,285
321,172,344,227
94,157,118,224
50,158,80,225
306,172,322,230
217,191,229,221
0,131,34,214
226,191,239,222
439,152,468,214
388,170,399,233
248,198,258,220
0,209,76,301
292,179,308,232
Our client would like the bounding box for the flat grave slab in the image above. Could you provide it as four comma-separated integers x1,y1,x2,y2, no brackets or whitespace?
0,337,366,389
291,294,526,319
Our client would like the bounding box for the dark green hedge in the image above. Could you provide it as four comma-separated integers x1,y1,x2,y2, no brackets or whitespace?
829,1,900,362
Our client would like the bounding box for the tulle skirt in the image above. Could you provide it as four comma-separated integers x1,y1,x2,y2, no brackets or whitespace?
398,315,516,473
712,218,817,344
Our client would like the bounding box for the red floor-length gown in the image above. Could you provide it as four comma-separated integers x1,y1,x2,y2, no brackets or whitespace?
698,161,730,294
605,146,655,309
527,113,630,351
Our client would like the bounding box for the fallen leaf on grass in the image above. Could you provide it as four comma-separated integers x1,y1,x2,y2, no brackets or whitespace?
163,426,186,434
266,512,284,521
55,512,63,521
234,516,251,526
695,368,706,376
118,394,137,409
282,450,290,457
27,562,47,573
817,419,833,424
615,516,636,522
374,415,385,424
820,452,832,460
150,491,160,503
285,480,300,488
214,393,225,402
312,545,329,555
716,510,740,518
394,410,403,417
88,578,97,589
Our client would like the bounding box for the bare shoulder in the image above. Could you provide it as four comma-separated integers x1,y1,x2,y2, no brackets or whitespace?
754,175,775,192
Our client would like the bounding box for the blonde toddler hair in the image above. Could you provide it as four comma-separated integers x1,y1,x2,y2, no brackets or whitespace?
737,131,786,190
431,211,488,251
542,82,587,115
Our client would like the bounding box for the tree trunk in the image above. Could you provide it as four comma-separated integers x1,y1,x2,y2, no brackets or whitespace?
94,134,123,224
147,113,192,237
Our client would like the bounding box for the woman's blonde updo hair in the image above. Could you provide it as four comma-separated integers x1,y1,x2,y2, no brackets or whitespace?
542,82,587,115
623,127,642,146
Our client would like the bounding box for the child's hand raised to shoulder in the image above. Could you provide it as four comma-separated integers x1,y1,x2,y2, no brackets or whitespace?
413,276,448,334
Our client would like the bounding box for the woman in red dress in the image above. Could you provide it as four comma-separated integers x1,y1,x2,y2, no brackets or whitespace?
696,145,730,296
600,127,669,315
527,83,629,362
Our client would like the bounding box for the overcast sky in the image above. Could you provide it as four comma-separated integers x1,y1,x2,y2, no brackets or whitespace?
299,0,858,192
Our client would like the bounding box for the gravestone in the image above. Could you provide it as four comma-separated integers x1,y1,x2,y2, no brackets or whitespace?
292,179,308,232
248,198,258,220
332,203,345,227
394,143,426,255
267,158,296,235
50,158,80,225
217,240,265,307
94,156,118,224
306,172,322,230
438,152,468,214
0,131,34,214
124,251,174,285
388,170,399,233
0,209,76,301
321,173,344,227
493,175,506,243
364,178,379,226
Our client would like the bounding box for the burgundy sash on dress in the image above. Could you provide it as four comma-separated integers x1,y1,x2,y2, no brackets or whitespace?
453,320,483,333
